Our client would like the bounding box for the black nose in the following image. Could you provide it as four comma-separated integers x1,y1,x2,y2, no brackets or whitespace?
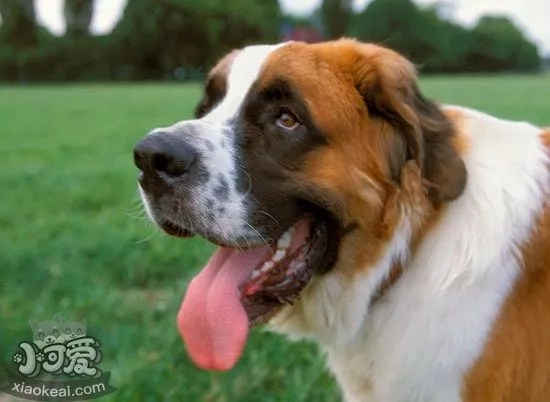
133,132,197,177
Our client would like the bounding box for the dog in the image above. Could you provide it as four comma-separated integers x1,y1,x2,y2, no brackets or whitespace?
134,39,550,401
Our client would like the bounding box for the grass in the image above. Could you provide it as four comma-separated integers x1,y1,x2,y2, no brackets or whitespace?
0,74,549,401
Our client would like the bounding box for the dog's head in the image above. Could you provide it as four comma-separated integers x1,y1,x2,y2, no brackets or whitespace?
134,39,466,369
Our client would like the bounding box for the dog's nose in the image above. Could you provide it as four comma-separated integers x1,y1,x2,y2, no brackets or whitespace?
133,132,197,177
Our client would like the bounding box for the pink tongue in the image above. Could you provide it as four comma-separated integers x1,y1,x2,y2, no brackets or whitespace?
177,246,271,371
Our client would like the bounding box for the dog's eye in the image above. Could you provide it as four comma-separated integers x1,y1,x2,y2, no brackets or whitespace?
275,111,300,131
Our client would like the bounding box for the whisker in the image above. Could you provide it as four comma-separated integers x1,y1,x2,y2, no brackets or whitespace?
126,196,151,221
226,228,244,253
126,210,149,221
245,222,270,249
131,224,159,244
242,170,253,198
239,231,252,251
257,209,279,225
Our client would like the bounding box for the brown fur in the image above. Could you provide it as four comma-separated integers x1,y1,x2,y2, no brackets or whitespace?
258,39,466,276
444,108,470,156
376,110,469,293
462,131,550,401
542,129,550,149
463,206,550,401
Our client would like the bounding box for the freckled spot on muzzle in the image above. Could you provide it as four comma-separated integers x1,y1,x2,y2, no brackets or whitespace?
215,175,230,200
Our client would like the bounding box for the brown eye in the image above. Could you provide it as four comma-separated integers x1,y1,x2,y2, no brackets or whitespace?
275,111,300,131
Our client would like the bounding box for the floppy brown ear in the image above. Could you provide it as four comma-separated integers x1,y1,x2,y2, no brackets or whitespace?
344,40,467,204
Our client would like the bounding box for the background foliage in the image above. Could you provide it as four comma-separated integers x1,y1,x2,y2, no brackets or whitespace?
0,0,543,82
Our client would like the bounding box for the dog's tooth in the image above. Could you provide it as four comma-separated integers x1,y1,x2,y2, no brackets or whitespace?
251,270,260,280
260,261,274,273
273,249,286,262
277,228,294,249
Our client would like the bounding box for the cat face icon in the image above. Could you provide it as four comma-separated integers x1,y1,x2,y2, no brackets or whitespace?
62,319,87,341
29,313,65,349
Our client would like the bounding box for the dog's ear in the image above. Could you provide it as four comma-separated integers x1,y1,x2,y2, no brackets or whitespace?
345,40,467,204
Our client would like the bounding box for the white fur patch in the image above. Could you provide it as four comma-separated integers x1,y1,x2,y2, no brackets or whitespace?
203,44,286,125
270,106,549,402
141,43,288,244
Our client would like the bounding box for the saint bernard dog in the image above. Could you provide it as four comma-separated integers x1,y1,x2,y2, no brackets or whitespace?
133,39,550,401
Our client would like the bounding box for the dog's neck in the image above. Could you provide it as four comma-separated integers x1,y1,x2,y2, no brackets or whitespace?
369,262,403,305
269,213,415,346
269,164,442,348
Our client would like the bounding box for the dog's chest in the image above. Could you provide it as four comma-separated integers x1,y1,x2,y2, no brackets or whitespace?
325,324,464,402
323,248,520,402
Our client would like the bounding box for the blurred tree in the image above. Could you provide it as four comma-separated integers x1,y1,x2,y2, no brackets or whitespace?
467,16,540,72
409,4,473,72
352,0,439,62
351,0,540,73
64,0,94,38
107,0,282,80
281,11,325,43
0,0,542,81
320,0,352,39
0,0,38,47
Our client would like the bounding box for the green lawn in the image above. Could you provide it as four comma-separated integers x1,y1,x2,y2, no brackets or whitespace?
1,75,549,401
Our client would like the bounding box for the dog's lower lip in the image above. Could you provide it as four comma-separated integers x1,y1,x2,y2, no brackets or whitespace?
160,221,193,238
